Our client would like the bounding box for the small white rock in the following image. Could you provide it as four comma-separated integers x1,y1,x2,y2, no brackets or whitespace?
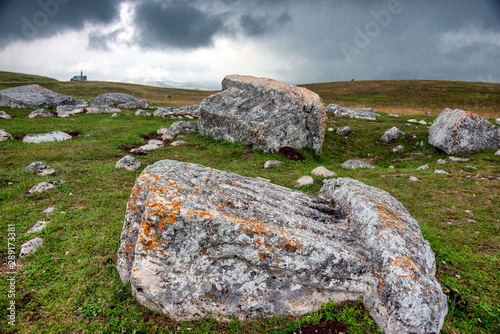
434,170,450,175
28,182,55,194
148,139,164,147
392,145,404,153
171,140,188,147
408,119,418,123
19,238,43,257
416,164,429,171
409,176,420,182
27,221,49,233
327,128,334,132
294,176,314,188
311,166,337,178
436,159,448,165
42,206,57,214
264,160,284,169
418,120,427,125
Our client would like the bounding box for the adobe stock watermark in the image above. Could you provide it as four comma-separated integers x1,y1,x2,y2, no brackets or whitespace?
6,224,17,327
340,0,404,63
8,0,72,43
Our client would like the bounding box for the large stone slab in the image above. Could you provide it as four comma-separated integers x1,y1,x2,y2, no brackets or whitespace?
117,159,446,334
198,75,327,155
90,93,147,108
0,84,78,108
429,108,500,154
23,131,72,143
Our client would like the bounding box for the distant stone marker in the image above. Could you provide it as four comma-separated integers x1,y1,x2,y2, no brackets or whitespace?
199,74,327,155
0,84,78,108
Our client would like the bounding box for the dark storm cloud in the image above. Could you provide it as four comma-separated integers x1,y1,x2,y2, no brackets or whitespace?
240,12,291,37
0,0,120,48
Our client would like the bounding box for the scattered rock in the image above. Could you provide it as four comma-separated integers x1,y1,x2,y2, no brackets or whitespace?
0,129,14,141
381,127,405,142
254,177,270,182
23,161,56,175
334,107,378,120
428,108,500,154
28,108,53,118
409,176,420,182
295,175,314,187
463,166,477,170
171,140,188,147
0,110,12,119
42,206,57,214
157,127,169,135
19,238,43,257
161,133,175,141
199,74,327,155
436,159,448,165
389,166,395,169
416,164,429,171
135,109,151,116
23,131,72,143
86,106,121,114
56,105,84,117
130,144,160,154
418,120,427,125
90,93,147,108
264,160,284,169
336,126,351,136
326,104,341,113
27,221,49,233
167,121,198,136
448,156,470,162
467,218,477,224
311,166,337,178
341,159,375,169
111,113,119,118
388,113,399,117
0,84,78,108
116,155,141,171
28,182,55,193
392,145,404,153
327,127,334,132
408,119,418,123
154,105,199,119
495,149,500,156
434,170,450,175
495,118,500,125
117,160,447,333
148,139,164,147
425,112,432,116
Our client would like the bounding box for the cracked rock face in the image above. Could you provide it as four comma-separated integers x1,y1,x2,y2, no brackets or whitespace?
429,108,500,154
0,84,78,108
117,159,447,334
198,75,327,155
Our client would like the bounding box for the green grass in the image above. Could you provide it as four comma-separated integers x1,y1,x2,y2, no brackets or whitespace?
0,72,499,333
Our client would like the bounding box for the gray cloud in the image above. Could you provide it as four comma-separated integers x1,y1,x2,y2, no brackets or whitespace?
0,0,120,48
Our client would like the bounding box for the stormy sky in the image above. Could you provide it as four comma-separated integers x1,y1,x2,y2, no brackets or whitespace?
0,0,499,89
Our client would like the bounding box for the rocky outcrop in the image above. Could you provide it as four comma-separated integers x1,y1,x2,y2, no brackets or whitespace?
28,108,53,118
428,108,500,154
0,84,78,108
90,93,147,109
199,75,327,155
23,131,72,143
117,159,447,334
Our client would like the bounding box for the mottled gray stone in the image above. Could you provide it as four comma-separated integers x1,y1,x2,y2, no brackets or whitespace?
418,120,427,125
264,160,283,168
167,121,198,136
117,160,447,334
408,119,417,123
0,129,13,141
436,159,448,165
23,131,72,143
341,159,374,169
27,221,49,233
130,144,160,154
23,161,55,175
409,176,420,182
326,104,341,113
148,139,164,147
429,108,500,154
381,127,405,142
311,166,337,178
463,166,477,170
334,107,378,120
116,155,141,171
171,140,188,147
42,206,57,214
0,110,12,119
392,145,404,153
135,109,151,116
56,105,84,117
387,113,399,117
416,164,429,171
295,175,314,187
86,106,121,114
154,105,199,119
336,126,351,136
434,170,450,175
19,238,43,257
0,84,78,108
199,75,327,155
90,93,146,108
448,156,470,162
157,127,169,135
28,182,55,194
28,108,53,118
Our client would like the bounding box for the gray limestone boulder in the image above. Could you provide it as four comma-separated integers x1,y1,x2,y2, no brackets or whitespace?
198,75,327,155
0,84,78,108
448,156,469,162
19,238,43,257
117,160,447,334
167,121,198,136
326,104,341,113
27,221,49,234
28,108,53,118
341,159,374,169
381,127,405,142
154,105,199,119
0,110,12,119
392,145,404,153
1,129,13,141
86,106,121,114
334,107,378,120
56,105,84,117
429,108,500,154
336,126,351,136
28,182,55,194
416,164,429,171
311,166,337,178
23,131,72,143
23,161,56,175
294,175,314,187
135,109,151,116
130,144,160,154
90,92,146,108
116,156,141,171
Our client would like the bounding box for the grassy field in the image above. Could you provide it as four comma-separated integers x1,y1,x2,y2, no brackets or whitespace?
0,72,499,333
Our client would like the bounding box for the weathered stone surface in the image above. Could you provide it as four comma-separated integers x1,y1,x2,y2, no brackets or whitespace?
27,221,49,233
198,75,327,155
42,206,57,214
23,131,72,143
56,105,84,117
264,160,283,168
341,159,374,169
392,145,404,153
87,106,121,114
157,127,169,135
434,170,449,175
162,133,175,141
448,156,469,162
117,160,447,334
334,107,378,120
28,108,53,118
130,144,160,154
0,110,12,119
19,238,43,257
495,118,500,125
28,182,55,194
0,129,13,141
436,159,448,165
295,175,314,187
408,119,417,123
90,93,146,108
327,127,334,132
326,104,341,113
154,105,199,119
387,113,399,117
116,156,141,171
429,108,500,154
311,166,337,178
416,164,429,171
167,121,198,136
148,139,164,147
23,161,56,175
381,127,405,142
136,109,151,116
0,84,78,108
171,140,188,147
409,176,420,182
336,126,351,136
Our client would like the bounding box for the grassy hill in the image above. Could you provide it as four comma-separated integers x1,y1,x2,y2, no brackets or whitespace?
1,71,500,117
